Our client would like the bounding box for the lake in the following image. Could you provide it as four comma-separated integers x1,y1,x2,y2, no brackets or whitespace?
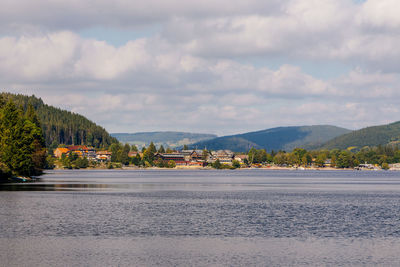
2,169,400,266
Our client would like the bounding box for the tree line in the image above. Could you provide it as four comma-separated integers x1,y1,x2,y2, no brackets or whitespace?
102,142,400,169
246,145,400,169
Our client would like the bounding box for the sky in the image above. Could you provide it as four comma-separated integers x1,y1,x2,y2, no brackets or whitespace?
1,0,400,136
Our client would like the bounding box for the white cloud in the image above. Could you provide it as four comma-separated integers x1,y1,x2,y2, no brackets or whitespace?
358,0,400,30
2,0,400,135
74,38,150,80
0,32,78,81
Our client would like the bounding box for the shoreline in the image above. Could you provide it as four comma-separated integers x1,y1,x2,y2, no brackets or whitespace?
49,165,394,171
3,166,396,184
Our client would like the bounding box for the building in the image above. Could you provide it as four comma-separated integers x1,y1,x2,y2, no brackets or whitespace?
211,150,235,164
234,154,248,163
67,145,96,160
54,147,70,158
154,153,186,165
96,151,112,161
54,145,96,160
181,150,205,162
390,163,400,170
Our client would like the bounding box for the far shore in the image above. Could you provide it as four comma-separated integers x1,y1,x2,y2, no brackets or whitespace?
3,165,396,183
49,165,397,171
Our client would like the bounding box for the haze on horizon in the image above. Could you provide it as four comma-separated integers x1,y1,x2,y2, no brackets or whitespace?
1,0,399,136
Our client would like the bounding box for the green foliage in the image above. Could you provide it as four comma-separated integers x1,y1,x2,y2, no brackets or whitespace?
59,152,90,169
148,142,157,153
315,153,327,167
121,144,131,165
212,159,222,169
1,93,117,148
232,160,241,169
0,98,46,178
109,143,130,165
167,160,176,168
335,151,353,168
248,148,268,164
291,148,307,165
143,142,156,164
273,152,287,166
322,121,400,150
158,145,165,153
45,155,55,169
131,153,142,166
382,162,389,170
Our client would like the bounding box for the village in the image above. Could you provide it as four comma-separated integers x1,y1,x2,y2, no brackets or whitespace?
53,145,247,168
52,145,400,171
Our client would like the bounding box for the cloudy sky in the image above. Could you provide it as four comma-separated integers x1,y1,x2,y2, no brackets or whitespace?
1,0,400,135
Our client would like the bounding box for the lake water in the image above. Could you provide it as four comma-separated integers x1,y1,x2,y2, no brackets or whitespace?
2,169,400,266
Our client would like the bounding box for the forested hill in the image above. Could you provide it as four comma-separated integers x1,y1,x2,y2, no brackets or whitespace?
321,121,400,150
190,125,351,152
1,93,117,148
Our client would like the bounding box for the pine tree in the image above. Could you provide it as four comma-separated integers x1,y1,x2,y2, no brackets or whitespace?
0,99,46,178
158,145,165,153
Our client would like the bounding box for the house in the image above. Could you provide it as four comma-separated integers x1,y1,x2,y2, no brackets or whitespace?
54,147,70,158
390,163,400,170
211,150,235,164
154,153,186,165
67,145,96,159
190,150,205,161
234,154,248,163
96,151,112,161
180,150,204,161
54,145,96,159
324,159,332,167
181,150,194,158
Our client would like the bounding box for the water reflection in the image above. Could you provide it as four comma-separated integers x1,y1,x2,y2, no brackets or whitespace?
2,169,400,266
3,169,400,192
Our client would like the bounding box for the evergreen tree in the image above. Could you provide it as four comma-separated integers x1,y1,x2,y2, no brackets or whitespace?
143,143,156,164
158,145,165,153
212,159,222,169
0,99,46,178
120,144,131,165
148,142,157,153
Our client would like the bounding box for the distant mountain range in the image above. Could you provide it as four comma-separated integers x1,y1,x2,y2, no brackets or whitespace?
189,125,351,152
5,93,400,152
111,132,217,149
322,121,400,150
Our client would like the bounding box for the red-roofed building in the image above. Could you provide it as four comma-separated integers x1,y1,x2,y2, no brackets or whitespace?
54,147,70,158
96,151,112,161
67,145,96,159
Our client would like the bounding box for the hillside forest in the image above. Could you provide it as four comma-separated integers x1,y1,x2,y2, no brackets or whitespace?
0,93,118,149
